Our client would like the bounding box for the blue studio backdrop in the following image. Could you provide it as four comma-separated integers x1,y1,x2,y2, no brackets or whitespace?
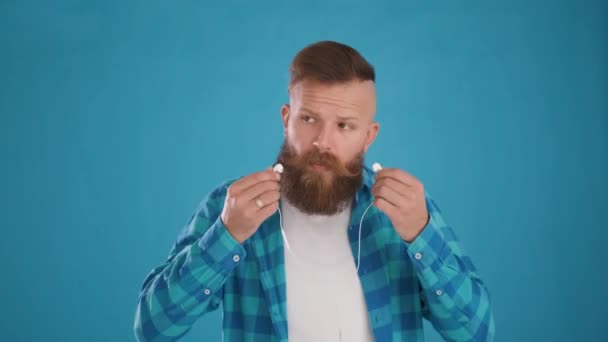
0,1,606,341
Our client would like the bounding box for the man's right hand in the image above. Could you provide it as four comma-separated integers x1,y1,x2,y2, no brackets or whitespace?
220,167,281,243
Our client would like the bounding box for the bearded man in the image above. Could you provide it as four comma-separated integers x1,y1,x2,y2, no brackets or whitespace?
134,41,495,342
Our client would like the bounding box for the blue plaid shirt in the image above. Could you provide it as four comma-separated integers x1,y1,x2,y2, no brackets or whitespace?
134,165,495,341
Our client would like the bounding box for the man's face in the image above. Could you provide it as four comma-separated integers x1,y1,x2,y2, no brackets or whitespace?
276,79,379,215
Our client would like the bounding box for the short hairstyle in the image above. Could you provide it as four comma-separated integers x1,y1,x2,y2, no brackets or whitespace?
288,41,375,91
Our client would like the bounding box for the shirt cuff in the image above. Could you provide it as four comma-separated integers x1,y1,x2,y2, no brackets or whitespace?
197,216,247,275
403,209,447,272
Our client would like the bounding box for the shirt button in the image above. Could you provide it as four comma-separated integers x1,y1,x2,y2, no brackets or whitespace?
232,254,240,263
414,252,423,260
436,289,443,296
204,288,211,295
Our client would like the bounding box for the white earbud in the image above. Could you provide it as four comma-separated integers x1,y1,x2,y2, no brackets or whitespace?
372,162,383,173
273,163,284,174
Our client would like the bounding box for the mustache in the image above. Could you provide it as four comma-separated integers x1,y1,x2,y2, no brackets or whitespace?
278,146,361,178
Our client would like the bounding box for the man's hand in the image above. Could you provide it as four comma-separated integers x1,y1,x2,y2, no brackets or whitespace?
221,167,281,243
371,167,429,243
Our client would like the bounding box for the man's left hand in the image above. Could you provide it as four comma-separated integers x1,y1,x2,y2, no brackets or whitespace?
371,167,430,243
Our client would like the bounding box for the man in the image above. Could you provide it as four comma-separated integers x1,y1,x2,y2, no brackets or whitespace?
134,41,495,341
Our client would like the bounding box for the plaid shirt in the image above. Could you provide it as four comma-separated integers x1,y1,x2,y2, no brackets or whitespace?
134,165,495,341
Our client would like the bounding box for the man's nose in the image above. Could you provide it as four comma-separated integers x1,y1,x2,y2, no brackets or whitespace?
312,125,333,152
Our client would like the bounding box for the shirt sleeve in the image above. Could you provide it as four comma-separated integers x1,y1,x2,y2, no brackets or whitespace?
133,181,246,341
404,191,495,341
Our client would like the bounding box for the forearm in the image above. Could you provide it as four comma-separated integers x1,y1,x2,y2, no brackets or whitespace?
134,217,245,341
405,195,495,341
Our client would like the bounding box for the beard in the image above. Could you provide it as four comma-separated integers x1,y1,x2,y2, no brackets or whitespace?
275,139,364,216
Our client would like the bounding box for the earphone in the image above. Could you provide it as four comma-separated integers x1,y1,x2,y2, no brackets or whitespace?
372,162,382,173
273,163,284,174
273,161,382,272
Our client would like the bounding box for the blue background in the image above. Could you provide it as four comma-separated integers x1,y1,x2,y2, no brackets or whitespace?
1,1,606,341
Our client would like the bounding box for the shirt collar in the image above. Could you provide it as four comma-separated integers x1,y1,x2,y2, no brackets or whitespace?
360,164,374,191
353,164,374,208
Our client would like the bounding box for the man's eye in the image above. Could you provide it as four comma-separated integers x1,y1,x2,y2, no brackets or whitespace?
339,122,353,130
302,116,316,123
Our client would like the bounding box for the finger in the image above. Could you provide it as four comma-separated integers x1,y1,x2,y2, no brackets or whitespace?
255,189,281,210
231,168,280,194
241,179,280,202
374,197,399,218
372,182,408,208
373,177,409,198
375,168,419,188
230,168,271,194
256,200,279,220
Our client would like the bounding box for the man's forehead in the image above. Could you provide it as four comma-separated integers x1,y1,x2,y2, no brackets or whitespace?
290,80,376,120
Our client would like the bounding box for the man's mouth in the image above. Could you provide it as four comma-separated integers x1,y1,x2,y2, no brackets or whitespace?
309,162,328,172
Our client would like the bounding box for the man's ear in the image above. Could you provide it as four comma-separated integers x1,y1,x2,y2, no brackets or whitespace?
363,122,380,153
280,104,291,137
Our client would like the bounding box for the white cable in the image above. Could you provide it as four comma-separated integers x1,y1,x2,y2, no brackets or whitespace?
277,206,291,251
357,163,382,272
356,201,374,272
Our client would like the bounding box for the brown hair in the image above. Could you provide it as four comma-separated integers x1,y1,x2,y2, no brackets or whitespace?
288,41,375,91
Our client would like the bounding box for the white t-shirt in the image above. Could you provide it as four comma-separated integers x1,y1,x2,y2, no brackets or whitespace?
280,198,374,342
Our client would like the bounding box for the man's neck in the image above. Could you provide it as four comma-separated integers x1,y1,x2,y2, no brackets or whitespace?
280,196,352,220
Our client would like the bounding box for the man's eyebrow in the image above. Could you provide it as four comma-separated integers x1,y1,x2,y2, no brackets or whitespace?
336,115,359,121
299,107,319,116
300,107,360,121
